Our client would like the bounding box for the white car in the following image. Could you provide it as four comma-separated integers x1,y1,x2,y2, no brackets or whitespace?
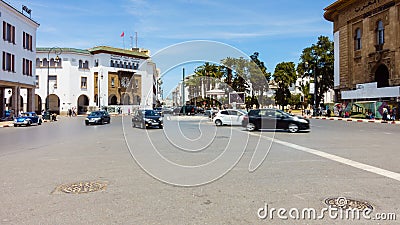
213,109,247,126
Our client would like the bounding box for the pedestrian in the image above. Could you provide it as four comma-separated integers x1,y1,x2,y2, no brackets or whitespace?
392,108,397,121
382,108,388,121
327,108,331,117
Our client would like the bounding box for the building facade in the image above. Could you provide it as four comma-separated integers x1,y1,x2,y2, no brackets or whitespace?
324,0,400,111
34,46,159,115
0,0,39,118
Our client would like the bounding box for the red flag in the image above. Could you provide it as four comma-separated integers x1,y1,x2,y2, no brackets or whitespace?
120,32,125,37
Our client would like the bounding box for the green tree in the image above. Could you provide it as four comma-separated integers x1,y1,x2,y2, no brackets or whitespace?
274,62,297,110
249,52,271,106
297,36,334,108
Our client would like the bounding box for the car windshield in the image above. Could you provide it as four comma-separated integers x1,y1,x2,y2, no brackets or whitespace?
144,110,157,116
276,109,291,117
89,112,101,116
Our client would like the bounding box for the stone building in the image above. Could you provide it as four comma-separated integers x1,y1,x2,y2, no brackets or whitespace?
324,0,400,113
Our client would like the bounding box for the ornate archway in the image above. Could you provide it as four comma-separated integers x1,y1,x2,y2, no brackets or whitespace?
35,94,42,114
46,94,60,114
77,95,89,115
375,64,389,88
109,95,118,105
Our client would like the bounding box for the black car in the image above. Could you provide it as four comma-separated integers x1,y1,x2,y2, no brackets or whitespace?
242,109,310,133
85,111,111,125
180,105,196,115
132,109,163,129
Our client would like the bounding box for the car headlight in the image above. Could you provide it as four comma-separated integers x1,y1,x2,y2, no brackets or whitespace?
85,118,89,120
298,119,308,123
14,119,17,123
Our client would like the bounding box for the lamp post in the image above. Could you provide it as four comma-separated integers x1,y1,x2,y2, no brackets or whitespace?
98,69,103,109
46,47,62,112
305,61,318,116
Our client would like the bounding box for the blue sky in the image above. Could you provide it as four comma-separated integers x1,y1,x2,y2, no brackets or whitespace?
7,0,334,97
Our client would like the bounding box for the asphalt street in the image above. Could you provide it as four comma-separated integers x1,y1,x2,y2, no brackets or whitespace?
0,116,399,224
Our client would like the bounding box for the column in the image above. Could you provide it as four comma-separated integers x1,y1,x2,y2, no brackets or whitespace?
27,88,35,112
0,88,4,118
12,86,20,115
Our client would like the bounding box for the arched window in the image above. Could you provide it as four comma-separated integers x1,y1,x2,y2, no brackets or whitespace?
110,60,114,67
36,58,41,68
84,60,89,69
43,58,48,67
79,60,83,68
119,61,123,68
50,58,55,67
377,20,384,45
124,62,127,68
355,28,362,50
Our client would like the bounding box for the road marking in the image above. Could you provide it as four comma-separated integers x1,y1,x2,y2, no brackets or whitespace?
247,132,400,182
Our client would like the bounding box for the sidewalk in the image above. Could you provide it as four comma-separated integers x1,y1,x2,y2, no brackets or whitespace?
0,121,13,128
301,115,400,125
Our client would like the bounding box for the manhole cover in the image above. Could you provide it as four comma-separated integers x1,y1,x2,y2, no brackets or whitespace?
325,197,373,211
54,181,107,194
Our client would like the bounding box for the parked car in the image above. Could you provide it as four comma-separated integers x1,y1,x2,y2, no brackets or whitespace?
85,110,111,125
14,112,42,127
242,109,310,133
132,109,163,129
213,109,247,126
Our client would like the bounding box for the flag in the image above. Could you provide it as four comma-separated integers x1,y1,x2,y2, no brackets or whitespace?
120,32,125,37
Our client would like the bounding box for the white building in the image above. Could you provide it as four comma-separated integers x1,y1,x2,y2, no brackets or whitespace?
1,1,39,117
34,46,159,115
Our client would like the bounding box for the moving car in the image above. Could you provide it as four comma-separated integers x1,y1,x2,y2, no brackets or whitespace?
85,110,111,125
213,109,247,126
132,109,163,129
14,112,42,127
242,109,310,133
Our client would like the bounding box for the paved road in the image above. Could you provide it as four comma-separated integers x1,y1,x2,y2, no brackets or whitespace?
0,116,399,224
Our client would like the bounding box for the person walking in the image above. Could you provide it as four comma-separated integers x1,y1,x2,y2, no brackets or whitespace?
382,108,388,121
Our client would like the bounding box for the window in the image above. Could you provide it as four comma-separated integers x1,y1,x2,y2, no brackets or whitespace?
23,32,33,51
2,21,15,44
377,20,384,45
355,28,362,50
81,77,87,89
83,60,89,69
36,58,41,68
110,60,114,67
111,78,115,88
220,110,229,115
35,76,39,88
2,52,15,72
94,59,99,67
22,58,33,76
79,60,83,68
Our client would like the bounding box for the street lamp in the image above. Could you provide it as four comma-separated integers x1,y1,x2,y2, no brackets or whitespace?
46,47,62,112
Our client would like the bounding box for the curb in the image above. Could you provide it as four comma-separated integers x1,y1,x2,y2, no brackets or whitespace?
302,115,400,125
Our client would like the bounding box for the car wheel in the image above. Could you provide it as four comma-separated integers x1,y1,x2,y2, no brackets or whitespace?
288,123,299,133
159,125,163,129
215,119,223,126
27,121,32,126
14,124,17,127
246,123,256,132
101,119,104,125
